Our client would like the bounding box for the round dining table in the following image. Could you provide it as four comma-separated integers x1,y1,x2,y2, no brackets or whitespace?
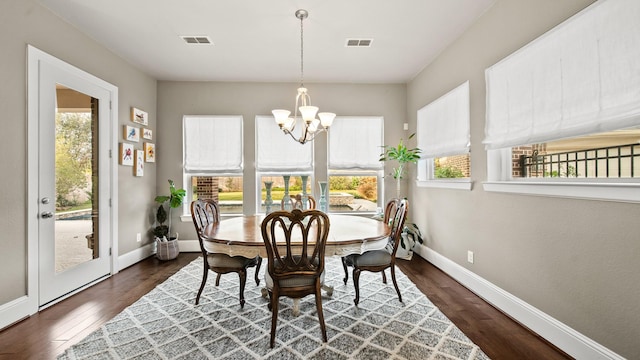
202,214,391,258
202,213,390,314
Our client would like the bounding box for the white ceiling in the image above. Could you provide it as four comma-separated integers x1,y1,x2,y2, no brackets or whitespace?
37,0,495,83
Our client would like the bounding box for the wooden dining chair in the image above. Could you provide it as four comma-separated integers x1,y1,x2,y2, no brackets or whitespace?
341,198,408,305
261,209,330,348
190,199,261,307
281,194,316,210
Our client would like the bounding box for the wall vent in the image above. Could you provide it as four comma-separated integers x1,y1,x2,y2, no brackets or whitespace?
345,38,373,47
180,36,213,45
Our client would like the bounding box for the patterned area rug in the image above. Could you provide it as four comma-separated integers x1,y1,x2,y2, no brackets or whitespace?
58,257,489,360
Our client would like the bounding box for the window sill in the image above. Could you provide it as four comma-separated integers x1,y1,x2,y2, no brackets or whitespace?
416,179,473,190
482,181,640,203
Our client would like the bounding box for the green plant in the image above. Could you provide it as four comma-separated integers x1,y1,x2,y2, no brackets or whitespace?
379,133,421,197
154,180,186,240
435,165,464,178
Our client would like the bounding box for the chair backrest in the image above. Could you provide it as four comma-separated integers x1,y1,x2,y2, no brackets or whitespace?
281,194,316,210
190,199,220,252
383,198,401,225
386,199,408,257
261,209,330,283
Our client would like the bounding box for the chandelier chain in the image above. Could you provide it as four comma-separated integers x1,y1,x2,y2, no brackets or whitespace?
300,14,304,86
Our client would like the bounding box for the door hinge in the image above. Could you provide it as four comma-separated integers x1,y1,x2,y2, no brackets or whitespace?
109,198,112,207
109,101,112,110
109,149,112,158
109,248,112,256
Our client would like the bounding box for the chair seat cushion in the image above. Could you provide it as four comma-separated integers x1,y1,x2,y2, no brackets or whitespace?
348,250,392,267
207,253,254,268
265,258,325,289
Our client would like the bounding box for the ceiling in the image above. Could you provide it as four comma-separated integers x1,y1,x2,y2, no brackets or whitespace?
37,0,495,84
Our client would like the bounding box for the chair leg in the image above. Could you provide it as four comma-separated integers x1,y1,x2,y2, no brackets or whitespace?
353,268,361,306
195,263,209,305
215,273,222,286
269,290,279,348
238,270,247,308
382,270,387,284
315,283,328,343
390,265,402,303
254,257,262,286
341,257,349,284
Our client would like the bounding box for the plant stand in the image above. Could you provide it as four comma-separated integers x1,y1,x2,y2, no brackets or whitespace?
282,175,292,210
318,181,328,212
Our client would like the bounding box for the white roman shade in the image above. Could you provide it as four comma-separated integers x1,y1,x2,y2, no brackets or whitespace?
417,81,470,158
255,115,313,172
183,115,243,173
329,116,384,170
484,0,640,150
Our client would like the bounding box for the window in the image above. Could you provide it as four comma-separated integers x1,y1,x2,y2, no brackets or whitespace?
183,115,244,215
416,81,471,190
255,115,313,213
484,0,640,202
328,116,383,213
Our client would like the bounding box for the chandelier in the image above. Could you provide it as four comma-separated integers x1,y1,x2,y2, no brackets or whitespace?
272,9,336,145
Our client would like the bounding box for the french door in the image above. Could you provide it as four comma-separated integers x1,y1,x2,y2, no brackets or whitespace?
29,46,116,307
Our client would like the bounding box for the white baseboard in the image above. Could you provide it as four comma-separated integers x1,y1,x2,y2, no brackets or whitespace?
177,239,201,252
117,242,156,271
414,245,623,360
0,295,37,331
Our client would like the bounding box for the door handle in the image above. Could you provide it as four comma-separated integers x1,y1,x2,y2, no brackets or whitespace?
41,211,54,219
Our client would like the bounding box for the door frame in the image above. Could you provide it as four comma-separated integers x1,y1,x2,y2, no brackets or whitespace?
26,45,119,311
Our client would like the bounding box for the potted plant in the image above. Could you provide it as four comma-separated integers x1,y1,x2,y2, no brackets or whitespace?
154,180,186,260
380,134,422,259
379,133,421,198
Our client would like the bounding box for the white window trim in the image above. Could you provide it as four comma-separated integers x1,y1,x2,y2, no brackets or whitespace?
416,158,473,190
484,149,640,203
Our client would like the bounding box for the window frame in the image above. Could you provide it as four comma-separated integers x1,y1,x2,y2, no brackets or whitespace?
483,148,640,203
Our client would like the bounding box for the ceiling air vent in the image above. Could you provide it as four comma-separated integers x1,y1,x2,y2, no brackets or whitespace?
345,38,373,47
180,36,213,45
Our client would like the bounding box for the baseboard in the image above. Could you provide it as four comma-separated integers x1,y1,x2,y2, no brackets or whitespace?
117,243,156,271
413,245,623,360
177,239,201,252
0,295,37,331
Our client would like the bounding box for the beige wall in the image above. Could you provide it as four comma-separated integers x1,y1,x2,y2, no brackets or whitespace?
0,0,157,304
407,0,640,357
156,81,407,239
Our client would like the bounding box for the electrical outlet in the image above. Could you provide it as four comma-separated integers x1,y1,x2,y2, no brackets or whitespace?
136,233,142,243
403,123,409,130
467,250,474,264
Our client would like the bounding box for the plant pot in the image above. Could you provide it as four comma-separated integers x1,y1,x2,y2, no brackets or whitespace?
156,235,179,261
396,232,414,260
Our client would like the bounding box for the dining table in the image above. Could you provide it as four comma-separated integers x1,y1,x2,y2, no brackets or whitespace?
202,213,391,314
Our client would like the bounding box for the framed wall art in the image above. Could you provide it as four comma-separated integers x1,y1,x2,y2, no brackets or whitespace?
131,107,148,125
134,150,144,176
123,125,140,142
142,128,153,140
144,142,156,162
119,143,134,166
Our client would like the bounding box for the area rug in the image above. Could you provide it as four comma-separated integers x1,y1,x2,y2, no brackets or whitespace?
58,257,489,360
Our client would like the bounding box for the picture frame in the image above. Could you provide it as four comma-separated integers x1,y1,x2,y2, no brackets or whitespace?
142,128,153,140
131,107,148,125
134,150,144,176
123,125,140,142
119,143,134,166
144,142,156,163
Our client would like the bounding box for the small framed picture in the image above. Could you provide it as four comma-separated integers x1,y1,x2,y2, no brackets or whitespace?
142,128,153,140
123,125,140,142
134,150,144,176
144,142,156,163
131,107,148,125
119,143,134,166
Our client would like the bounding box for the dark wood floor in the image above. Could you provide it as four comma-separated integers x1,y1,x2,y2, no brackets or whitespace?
0,253,571,360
